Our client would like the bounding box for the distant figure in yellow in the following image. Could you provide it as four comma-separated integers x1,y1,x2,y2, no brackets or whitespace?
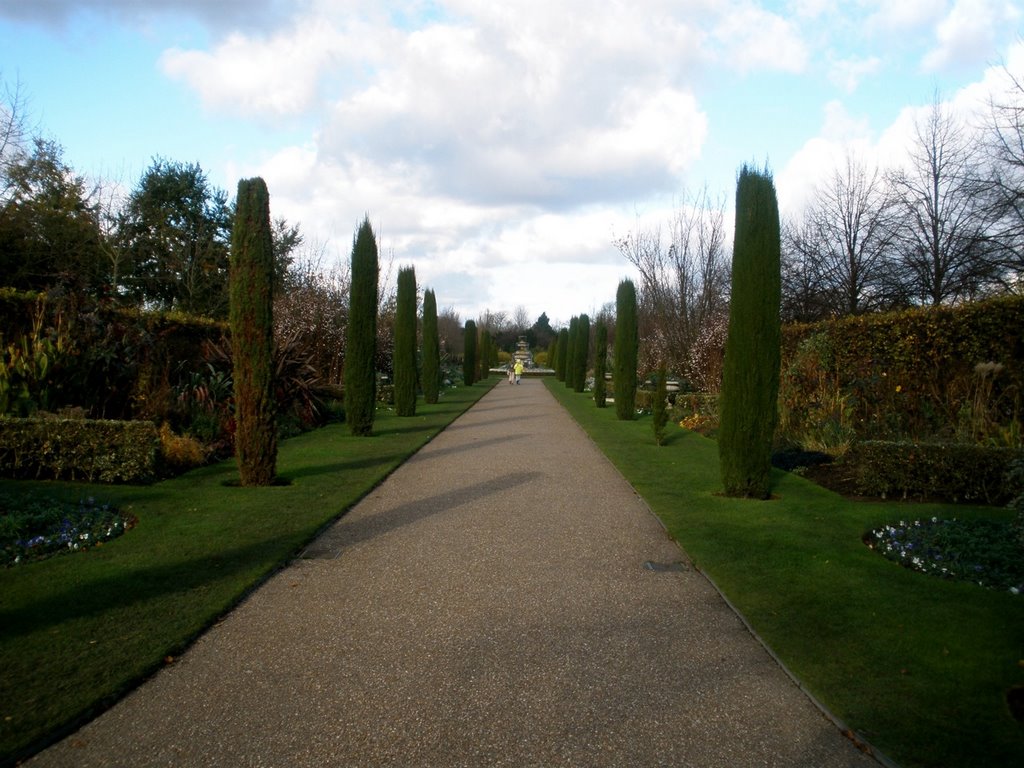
514,359,524,384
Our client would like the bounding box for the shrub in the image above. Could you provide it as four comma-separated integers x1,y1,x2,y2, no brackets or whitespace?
653,365,669,445
719,166,781,499
846,441,1021,504
0,417,159,483
158,422,207,475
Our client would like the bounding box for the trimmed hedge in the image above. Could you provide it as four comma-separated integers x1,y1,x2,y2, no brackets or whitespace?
0,417,159,484
846,441,1022,504
780,295,1024,443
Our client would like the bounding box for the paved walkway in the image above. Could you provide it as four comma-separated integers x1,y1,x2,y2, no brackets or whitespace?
31,380,878,767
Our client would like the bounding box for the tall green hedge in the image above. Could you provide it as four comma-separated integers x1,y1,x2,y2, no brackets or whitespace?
718,166,781,499
229,177,276,486
463,320,477,386
780,295,1024,444
479,329,492,380
421,288,440,404
573,314,590,393
393,266,417,417
614,280,638,420
345,217,379,436
593,322,607,407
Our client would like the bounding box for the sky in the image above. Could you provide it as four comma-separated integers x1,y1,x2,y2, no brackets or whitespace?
2,0,1023,327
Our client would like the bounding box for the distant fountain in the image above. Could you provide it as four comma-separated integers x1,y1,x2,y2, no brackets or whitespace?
513,336,533,368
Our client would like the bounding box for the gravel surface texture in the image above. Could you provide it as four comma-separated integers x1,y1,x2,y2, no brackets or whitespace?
31,379,879,767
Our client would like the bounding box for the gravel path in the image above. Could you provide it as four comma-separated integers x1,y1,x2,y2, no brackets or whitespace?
31,379,879,767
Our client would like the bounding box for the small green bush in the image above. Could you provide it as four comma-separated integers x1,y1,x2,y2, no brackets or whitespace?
0,417,159,484
847,441,1021,504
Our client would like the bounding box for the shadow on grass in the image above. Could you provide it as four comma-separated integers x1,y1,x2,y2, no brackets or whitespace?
280,454,403,481
0,534,297,641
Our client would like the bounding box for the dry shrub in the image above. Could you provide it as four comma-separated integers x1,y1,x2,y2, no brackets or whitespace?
159,423,207,474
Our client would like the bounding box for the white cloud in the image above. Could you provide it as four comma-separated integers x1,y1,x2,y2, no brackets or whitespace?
713,3,809,73
922,0,1021,71
865,0,947,33
828,54,882,93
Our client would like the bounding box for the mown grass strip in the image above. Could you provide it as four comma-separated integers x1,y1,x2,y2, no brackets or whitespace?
0,382,493,765
546,380,1024,768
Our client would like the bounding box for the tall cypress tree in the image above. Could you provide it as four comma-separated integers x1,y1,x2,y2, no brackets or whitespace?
573,313,590,393
479,329,492,380
556,328,569,381
719,166,782,499
421,288,440,404
565,316,578,389
230,177,276,486
593,322,608,408
345,217,378,436
393,265,417,417
614,279,639,420
463,320,477,386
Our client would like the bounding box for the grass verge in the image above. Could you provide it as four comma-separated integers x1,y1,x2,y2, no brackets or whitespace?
546,380,1024,768
0,382,493,766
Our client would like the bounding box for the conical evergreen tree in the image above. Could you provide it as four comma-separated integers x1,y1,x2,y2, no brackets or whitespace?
479,329,492,380
393,265,417,417
421,288,440,404
718,166,782,499
565,316,578,389
614,279,638,420
573,313,590,393
230,177,276,486
593,322,608,408
555,328,569,381
345,217,378,436
463,320,477,386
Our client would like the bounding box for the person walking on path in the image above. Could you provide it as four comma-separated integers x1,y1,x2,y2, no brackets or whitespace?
30,379,878,768
513,358,523,384
507,361,515,384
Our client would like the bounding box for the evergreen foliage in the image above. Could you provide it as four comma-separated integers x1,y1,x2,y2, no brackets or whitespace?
463,320,477,385
393,266,417,417
229,177,277,485
344,217,379,436
421,288,440,404
573,313,590,393
565,316,579,389
614,279,639,420
652,364,669,445
719,166,782,498
593,322,608,407
556,328,569,381
479,329,492,379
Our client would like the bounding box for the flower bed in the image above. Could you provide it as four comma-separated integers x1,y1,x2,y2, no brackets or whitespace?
864,517,1024,594
1,494,134,566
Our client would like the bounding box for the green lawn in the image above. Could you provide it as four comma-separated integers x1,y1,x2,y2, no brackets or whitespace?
0,382,493,766
546,380,1024,768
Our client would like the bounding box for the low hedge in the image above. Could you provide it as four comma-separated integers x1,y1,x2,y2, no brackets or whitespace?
0,417,160,484
846,441,1022,504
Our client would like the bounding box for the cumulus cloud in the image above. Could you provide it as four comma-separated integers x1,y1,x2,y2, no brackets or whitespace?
713,2,809,73
922,0,1021,71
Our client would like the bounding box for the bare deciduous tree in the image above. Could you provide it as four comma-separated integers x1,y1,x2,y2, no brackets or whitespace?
615,186,730,377
888,94,997,304
782,151,898,319
982,63,1024,289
